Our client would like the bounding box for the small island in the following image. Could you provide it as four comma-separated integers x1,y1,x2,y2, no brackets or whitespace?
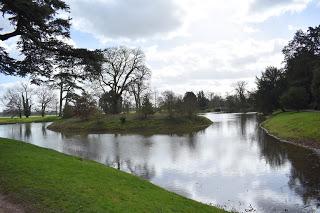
48,113,213,135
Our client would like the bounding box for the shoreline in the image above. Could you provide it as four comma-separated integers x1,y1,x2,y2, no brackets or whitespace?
0,138,225,213
260,124,320,153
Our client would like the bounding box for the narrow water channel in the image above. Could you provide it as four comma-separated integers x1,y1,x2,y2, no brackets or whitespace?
0,113,319,212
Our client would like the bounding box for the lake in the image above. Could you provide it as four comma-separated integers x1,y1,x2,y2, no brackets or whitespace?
0,113,319,212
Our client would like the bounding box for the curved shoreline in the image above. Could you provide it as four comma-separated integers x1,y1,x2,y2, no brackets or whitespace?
0,138,226,212
260,123,320,153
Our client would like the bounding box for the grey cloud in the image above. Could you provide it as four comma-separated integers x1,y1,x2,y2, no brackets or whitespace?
69,0,183,39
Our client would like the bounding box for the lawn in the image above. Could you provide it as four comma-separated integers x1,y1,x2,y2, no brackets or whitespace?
48,113,213,135
0,115,60,124
0,138,226,213
262,111,320,145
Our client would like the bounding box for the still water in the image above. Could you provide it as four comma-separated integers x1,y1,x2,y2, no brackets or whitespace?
0,113,319,212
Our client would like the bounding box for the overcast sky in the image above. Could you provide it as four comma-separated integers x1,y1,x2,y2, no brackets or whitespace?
1,0,320,95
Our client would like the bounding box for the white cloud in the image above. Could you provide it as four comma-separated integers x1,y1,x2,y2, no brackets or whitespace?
1,0,315,95
147,39,286,94
64,0,311,94
68,0,184,41
247,0,311,22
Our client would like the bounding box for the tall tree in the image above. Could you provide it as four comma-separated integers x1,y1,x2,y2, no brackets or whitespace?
0,0,71,76
282,26,320,107
141,94,154,119
255,67,287,114
1,88,23,118
197,91,209,110
129,68,150,110
49,49,102,116
233,81,248,112
94,47,150,114
183,92,197,117
312,64,320,109
161,91,176,117
36,86,56,117
20,83,32,118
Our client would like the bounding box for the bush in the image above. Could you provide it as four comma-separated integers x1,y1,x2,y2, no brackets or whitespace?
119,116,126,124
63,104,75,119
74,93,97,120
280,86,308,111
141,95,154,119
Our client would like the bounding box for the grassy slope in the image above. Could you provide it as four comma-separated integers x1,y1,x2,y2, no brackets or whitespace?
262,112,320,145
48,114,213,135
0,138,226,213
0,116,60,124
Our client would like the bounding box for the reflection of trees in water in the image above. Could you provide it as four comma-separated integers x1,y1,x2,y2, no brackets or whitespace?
227,114,257,140
104,134,155,180
41,123,47,136
105,158,155,180
24,123,31,139
286,146,320,207
60,133,102,161
256,128,288,167
186,133,197,150
239,114,247,138
125,160,155,180
256,127,320,208
167,133,200,162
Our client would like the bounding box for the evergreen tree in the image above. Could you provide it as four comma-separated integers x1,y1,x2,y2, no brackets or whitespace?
141,95,154,119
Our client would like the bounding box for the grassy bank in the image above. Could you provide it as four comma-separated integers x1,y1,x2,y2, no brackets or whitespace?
262,112,320,149
48,113,213,135
0,138,226,212
0,116,60,125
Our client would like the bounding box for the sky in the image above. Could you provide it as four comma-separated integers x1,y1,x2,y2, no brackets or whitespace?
1,0,320,96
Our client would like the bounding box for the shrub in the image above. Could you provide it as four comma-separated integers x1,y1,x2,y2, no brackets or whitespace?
119,116,126,124
280,86,308,111
141,95,154,119
74,93,97,120
63,104,75,119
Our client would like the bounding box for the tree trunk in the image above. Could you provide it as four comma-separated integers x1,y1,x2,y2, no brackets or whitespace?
59,83,63,117
112,95,121,114
41,104,45,117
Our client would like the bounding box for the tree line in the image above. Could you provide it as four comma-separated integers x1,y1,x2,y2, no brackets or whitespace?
254,25,320,114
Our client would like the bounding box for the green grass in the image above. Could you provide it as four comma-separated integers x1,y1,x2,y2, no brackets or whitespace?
262,112,320,144
0,138,226,213
48,113,213,135
0,115,60,124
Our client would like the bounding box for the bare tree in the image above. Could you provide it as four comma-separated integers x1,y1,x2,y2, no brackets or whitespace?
130,66,150,110
95,46,150,114
161,91,176,117
20,83,33,118
233,81,248,111
36,86,56,117
234,81,247,103
1,88,22,118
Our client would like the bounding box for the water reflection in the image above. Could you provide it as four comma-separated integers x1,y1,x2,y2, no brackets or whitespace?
0,113,319,213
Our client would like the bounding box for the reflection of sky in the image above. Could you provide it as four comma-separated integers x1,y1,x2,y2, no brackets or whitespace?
0,113,319,213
